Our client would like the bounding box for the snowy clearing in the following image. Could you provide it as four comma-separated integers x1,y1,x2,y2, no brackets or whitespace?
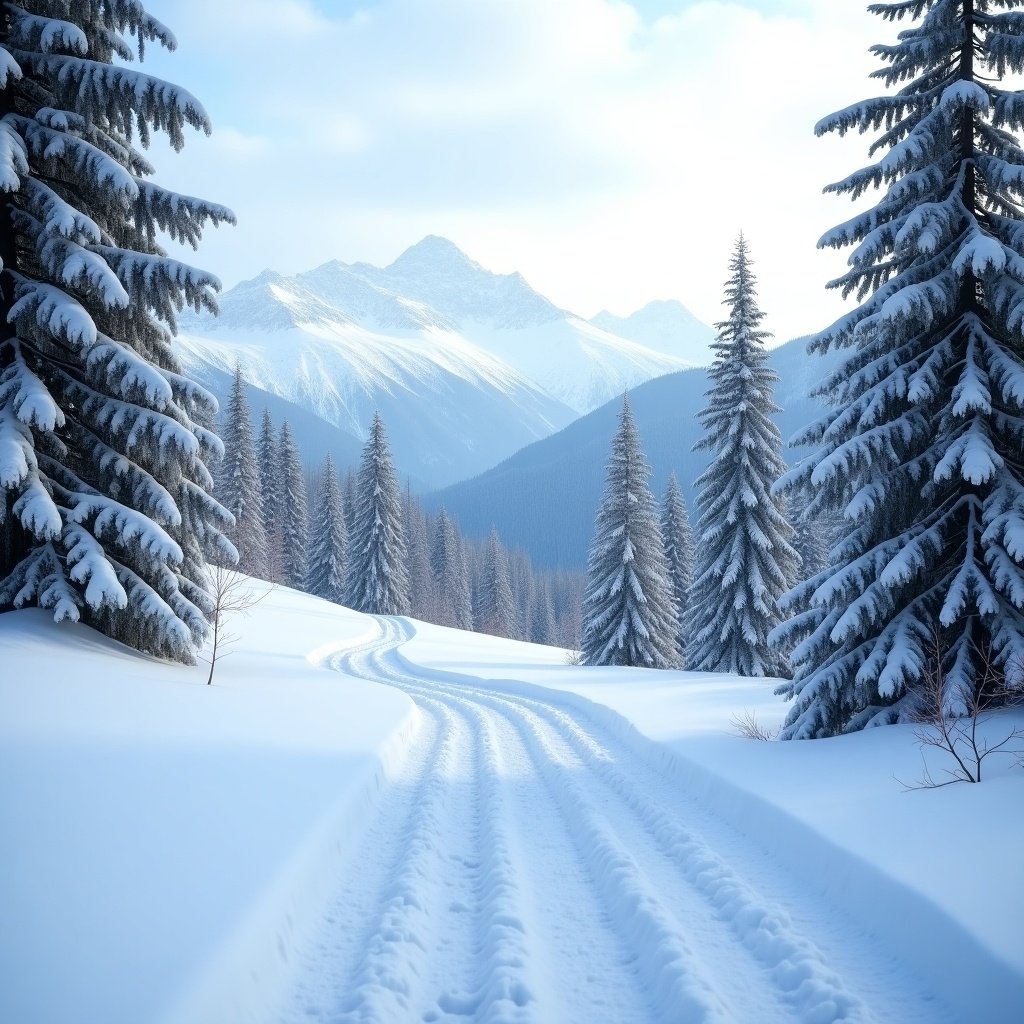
2,588,1022,1023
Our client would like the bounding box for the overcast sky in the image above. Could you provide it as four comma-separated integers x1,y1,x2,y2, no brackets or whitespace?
141,0,886,344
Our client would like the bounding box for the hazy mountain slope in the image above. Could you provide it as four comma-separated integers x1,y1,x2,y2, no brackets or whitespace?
429,336,840,570
180,361,368,478
592,299,718,366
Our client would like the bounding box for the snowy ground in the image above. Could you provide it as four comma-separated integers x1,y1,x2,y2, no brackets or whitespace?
2,588,1022,1023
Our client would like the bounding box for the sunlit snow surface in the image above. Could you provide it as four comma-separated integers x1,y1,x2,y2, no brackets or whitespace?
2,590,1022,1023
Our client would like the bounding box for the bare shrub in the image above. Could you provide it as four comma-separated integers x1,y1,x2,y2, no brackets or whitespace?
201,565,272,685
901,636,1024,788
730,708,778,741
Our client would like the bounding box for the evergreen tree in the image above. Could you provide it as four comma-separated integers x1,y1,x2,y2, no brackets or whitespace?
789,489,830,582
0,2,235,661
346,413,409,615
582,397,679,668
688,236,798,676
277,421,307,590
431,507,472,629
479,526,517,638
661,473,694,666
404,486,434,620
306,454,346,603
530,579,556,645
774,0,1024,738
216,364,267,577
256,408,283,581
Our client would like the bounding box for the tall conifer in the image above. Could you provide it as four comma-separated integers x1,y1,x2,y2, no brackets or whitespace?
277,420,307,590
774,0,1024,737
661,473,694,666
688,237,797,676
582,397,679,668
306,454,346,603
346,413,409,615
217,364,267,577
0,2,235,660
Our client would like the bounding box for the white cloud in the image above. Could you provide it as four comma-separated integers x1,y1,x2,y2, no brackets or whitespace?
142,0,886,342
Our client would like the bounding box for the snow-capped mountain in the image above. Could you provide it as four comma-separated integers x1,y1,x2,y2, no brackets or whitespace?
351,236,702,412
176,238,716,486
592,299,718,366
176,272,576,490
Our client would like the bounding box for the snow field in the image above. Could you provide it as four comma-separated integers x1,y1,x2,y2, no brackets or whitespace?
394,622,1024,1023
0,589,415,1024
285,616,968,1023
4,591,1022,1023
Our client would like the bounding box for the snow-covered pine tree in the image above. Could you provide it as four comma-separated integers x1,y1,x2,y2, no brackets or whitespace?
346,412,409,615
0,1,236,661
306,453,346,603
687,236,798,676
277,420,307,590
772,0,1024,738
404,486,434,620
255,408,283,579
661,473,694,666
508,547,532,641
430,506,473,629
530,579,556,645
452,529,474,631
582,397,679,668
216,363,267,577
789,488,831,582
479,526,517,638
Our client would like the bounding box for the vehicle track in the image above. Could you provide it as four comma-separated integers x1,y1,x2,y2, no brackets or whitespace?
286,617,955,1024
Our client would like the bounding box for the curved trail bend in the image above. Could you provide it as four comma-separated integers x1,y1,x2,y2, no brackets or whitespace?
286,617,952,1024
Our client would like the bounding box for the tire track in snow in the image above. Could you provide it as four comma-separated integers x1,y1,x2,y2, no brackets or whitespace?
333,619,481,1023
481,689,873,1023
363,623,739,1023
294,617,953,1024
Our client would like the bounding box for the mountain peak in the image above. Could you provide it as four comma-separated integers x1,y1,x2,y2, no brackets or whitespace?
386,235,478,275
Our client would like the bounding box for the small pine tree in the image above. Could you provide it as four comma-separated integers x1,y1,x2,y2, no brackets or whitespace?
404,486,435,620
346,413,409,615
479,527,517,638
431,507,472,629
582,397,679,668
661,473,694,666
217,364,268,577
688,236,798,676
277,421,308,590
306,454,347,603
530,579,556,645
0,2,236,661
774,0,1024,738
256,408,283,582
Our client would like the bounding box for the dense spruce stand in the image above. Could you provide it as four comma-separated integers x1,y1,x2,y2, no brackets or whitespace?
0,1,235,661
773,0,1024,737
582,397,679,668
688,236,798,676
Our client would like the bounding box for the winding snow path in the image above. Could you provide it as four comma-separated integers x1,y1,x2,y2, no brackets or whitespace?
285,618,954,1024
